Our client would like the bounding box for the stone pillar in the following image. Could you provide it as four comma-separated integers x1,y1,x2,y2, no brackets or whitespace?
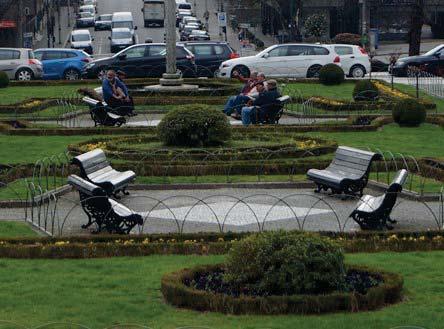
161,0,182,86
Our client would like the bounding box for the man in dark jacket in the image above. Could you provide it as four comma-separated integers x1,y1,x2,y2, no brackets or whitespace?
241,80,281,126
102,70,135,116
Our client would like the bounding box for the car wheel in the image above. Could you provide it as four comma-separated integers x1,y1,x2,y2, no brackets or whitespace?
231,65,250,78
15,68,34,81
350,65,366,78
307,65,322,78
64,69,80,80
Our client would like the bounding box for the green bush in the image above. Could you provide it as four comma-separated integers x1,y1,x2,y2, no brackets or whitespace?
353,80,379,101
158,105,231,147
392,98,427,127
319,64,345,85
333,33,362,46
223,231,346,295
0,71,10,88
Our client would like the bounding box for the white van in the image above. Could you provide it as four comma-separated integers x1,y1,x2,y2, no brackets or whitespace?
112,12,138,43
142,0,165,27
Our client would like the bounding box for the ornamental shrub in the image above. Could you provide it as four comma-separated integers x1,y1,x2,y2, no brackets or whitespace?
0,71,9,88
392,98,427,127
158,105,231,147
333,33,362,46
319,64,345,85
224,231,346,295
353,80,379,101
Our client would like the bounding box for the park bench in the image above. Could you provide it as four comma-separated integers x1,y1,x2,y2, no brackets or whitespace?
350,169,408,230
256,95,291,124
68,174,143,234
82,96,126,127
307,146,380,196
82,97,127,127
71,148,136,198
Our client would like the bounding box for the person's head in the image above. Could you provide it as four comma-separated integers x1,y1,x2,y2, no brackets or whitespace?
250,71,258,80
257,72,265,81
267,79,277,90
256,82,265,92
106,70,116,82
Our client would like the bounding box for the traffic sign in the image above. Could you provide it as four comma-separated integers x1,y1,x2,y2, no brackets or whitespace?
217,12,226,27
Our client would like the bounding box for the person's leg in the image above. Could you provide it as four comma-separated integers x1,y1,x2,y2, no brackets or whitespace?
233,95,250,115
241,106,253,126
223,96,237,115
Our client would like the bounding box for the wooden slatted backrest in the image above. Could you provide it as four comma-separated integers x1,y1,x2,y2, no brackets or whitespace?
67,175,107,197
328,146,379,177
380,169,408,211
71,149,111,178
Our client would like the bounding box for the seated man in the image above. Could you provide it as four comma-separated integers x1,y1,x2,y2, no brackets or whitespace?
102,70,135,116
224,72,266,117
241,80,281,126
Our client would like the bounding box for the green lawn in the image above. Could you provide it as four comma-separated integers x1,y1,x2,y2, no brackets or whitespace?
395,83,444,112
0,85,99,105
283,82,356,101
0,251,441,328
0,221,38,238
306,123,444,158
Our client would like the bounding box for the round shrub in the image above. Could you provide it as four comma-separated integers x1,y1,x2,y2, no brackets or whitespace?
333,33,362,46
353,80,379,101
318,64,345,85
0,71,9,88
223,231,346,296
158,105,231,147
392,98,427,127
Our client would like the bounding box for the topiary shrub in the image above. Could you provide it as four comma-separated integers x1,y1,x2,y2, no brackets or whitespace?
353,80,379,101
392,98,427,127
223,231,346,296
333,33,362,46
0,71,9,88
319,64,345,85
158,105,231,147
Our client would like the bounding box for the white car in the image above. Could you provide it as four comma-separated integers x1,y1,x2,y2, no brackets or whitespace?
331,44,371,78
218,44,341,78
69,29,94,55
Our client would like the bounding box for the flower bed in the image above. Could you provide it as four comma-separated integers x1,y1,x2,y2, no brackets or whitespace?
0,98,60,114
161,263,403,315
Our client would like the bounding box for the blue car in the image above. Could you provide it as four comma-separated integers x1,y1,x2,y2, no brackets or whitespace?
33,48,92,80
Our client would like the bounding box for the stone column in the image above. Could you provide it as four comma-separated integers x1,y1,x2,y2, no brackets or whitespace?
161,0,182,85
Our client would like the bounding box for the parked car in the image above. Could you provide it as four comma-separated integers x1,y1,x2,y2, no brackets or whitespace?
331,44,371,78
95,14,112,31
188,30,210,41
176,9,192,27
218,44,340,78
76,12,95,28
179,16,202,31
34,48,92,80
180,24,199,41
79,4,95,15
176,1,192,12
0,48,42,80
179,41,238,77
81,0,97,11
82,43,196,79
112,12,138,43
109,28,134,53
69,30,94,55
391,44,444,77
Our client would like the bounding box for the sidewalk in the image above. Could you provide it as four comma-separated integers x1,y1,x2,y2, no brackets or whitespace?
34,6,75,49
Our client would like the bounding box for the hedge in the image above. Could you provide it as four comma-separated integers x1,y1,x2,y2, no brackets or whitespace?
0,231,443,258
161,263,403,315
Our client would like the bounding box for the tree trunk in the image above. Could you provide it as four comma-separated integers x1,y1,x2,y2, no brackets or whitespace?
408,0,424,56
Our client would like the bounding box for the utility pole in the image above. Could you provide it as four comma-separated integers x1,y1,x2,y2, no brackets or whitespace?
57,0,61,44
67,0,70,27
17,0,24,47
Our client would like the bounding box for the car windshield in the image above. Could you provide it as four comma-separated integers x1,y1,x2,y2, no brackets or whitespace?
79,12,93,18
424,45,444,56
113,31,132,39
100,15,112,21
113,21,133,29
191,30,206,35
72,33,90,41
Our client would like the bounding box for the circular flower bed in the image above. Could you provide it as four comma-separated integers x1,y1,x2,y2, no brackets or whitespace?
161,263,403,315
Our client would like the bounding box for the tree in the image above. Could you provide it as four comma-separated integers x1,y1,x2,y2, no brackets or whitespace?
304,13,327,41
408,0,425,56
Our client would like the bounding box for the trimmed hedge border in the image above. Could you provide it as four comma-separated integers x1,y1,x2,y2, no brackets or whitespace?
0,230,444,258
161,263,403,315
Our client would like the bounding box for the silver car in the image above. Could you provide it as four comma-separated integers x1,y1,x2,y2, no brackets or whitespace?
0,48,43,80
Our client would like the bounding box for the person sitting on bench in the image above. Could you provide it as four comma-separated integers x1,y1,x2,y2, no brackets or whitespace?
102,69,135,116
240,79,281,126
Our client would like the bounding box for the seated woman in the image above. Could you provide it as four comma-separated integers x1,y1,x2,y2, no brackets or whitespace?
102,70,135,116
